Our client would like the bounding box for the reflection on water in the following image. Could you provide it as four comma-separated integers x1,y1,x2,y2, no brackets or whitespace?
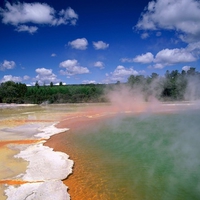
63,109,200,200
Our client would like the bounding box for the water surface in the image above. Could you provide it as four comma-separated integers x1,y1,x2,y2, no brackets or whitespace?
63,109,200,200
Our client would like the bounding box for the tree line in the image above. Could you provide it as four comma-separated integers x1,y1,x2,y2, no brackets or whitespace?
127,67,200,101
0,67,199,104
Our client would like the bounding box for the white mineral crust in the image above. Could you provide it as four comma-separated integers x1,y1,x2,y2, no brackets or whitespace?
5,180,70,200
4,124,73,200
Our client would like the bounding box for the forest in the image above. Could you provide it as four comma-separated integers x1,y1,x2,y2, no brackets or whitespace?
0,68,199,104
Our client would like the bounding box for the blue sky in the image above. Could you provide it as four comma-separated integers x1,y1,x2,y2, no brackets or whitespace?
0,0,200,85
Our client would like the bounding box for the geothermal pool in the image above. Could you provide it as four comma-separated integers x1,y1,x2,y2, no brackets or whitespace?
0,103,200,200
57,107,200,200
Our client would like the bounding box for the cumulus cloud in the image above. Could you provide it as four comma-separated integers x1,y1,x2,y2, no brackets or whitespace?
0,2,54,25
141,32,149,39
122,46,197,69
35,67,58,84
0,60,16,70
15,25,38,34
1,75,22,83
186,41,200,58
57,7,78,26
0,2,78,33
151,63,165,69
93,41,109,50
120,58,133,63
187,41,200,51
133,52,154,63
121,52,154,64
51,53,57,57
94,61,104,69
68,38,88,50
59,59,89,76
23,75,30,80
135,0,200,42
155,48,196,65
152,48,196,68
105,65,139,82
112,65,139,77
130,0,200,69
0,74,31,83
82,80,96,84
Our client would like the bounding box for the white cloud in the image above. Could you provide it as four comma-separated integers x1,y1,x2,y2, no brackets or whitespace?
135,0,200,42
123,46,197,69
152,63,165,69
59,59,89,76
51,53,57,57
35,67,58,84
82,80,96,84
122,42,198,69
133,52,154,63
186,41,200,57
68,38,88,50
0,74,30,83
141,32,149,39
93,41,109,50
112,65,138,77
120,58,133,63
156,32,162,37
0,2,54,25
121,52,154,64
0,2,78,33
106,65,139,82
60,59,78,68
15,25,38,34
36,68,53,75
23,75,30,80
148,48,197,69
57,7,78,25
94,61,104,69
187,41,200,51
0,60,16,70
1,75,22,83
155,48,196,65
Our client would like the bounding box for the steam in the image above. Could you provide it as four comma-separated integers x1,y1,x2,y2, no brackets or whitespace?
103,73,200,114
105,84,146,112
104,83,162,114
184,76,200,101
69,102,200,199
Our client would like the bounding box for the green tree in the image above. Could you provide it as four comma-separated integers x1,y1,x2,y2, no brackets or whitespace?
0,81,27,103
50,82,53,87
35,81,39,88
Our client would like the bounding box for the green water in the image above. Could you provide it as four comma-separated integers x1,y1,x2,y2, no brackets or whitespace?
66,110,200,200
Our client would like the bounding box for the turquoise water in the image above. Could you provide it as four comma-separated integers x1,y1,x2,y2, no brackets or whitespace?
65,109,200,200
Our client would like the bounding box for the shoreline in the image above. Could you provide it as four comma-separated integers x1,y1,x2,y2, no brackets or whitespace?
1,101,199,199
45,109,116,199
0,119,74,200
45,101,200,199
0,103,37,109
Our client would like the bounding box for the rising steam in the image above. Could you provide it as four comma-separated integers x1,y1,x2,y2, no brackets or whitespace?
103,72,200,114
